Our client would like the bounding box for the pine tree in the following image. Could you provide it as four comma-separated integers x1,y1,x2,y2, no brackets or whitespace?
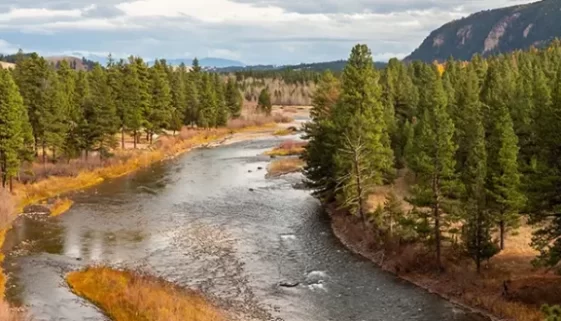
302,71,340,200
184,73,200,127
258,87,272,115
225,77,242,118
192,58,202,73
214,73,229,127
197,73,217,129
13,53,50,157
120,57,145,148
457,66,498,272
482,60,526,250
408,65,458,271
0,69,29,189
528,64,561,270
169,66,186,134
44,70,69,162
147,60,172,142
84,64,118,160
333,44,394,225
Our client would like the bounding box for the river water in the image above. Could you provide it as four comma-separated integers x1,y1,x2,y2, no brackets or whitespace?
2,133,486,321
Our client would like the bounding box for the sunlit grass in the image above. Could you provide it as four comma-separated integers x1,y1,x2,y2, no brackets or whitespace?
267,158,305,177
67,267,224,321
265,140,307,157
49,198,74,217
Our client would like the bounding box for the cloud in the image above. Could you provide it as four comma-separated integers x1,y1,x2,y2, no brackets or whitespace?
0,0,536,64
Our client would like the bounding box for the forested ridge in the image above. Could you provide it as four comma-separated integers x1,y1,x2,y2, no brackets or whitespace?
0,54,244,190
304,42,561,318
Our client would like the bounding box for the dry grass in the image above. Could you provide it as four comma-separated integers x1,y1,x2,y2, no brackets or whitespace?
273,128,295,136
67,267,224,321
49,198,74,217
330,169,549,321
265,140,307,157
14,128,235,209
267,158,305,177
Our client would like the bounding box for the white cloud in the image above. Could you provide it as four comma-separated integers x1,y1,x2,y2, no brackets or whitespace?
0,0,538,64
0,7,81,21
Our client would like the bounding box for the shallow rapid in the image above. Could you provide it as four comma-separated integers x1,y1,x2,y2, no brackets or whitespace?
3,134,486,321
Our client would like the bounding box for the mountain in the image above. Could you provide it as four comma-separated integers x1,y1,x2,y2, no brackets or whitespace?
406,0,561,62
216,60,388,73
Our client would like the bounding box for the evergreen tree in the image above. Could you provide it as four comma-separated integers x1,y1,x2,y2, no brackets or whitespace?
192,58,202,73
302,71,340,200
528,64,561,271
184,73,200,127
333,44,394,224
84,64,118,160
197,73,217,129
44,70,69,162
13,53,50,156
120,57,146,148
408,65,458,271
214,74,229,126
258,87,272,115
0,68,29,190
457,66,498,272
169,66,186,134
225,77,242,118
147,60,172,141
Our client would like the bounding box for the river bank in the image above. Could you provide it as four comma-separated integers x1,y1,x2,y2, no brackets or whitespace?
0,123,283,299
328,205,546,321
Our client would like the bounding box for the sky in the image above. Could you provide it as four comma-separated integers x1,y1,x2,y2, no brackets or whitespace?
0,0,535,65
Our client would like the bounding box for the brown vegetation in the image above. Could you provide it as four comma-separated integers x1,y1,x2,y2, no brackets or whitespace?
67,267,224,321
330,181,550,321
241,78,315,106
49,198,74,217
267,158,305,177
265,140,307,156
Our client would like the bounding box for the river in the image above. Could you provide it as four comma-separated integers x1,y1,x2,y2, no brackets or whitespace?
2,132,486,321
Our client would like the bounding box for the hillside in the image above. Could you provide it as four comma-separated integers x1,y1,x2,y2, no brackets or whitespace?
45,56,93,70
406,0,561,62
217,60,388,73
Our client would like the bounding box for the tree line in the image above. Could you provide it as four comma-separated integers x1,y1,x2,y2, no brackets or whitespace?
0,54,243,190
304,41,561,273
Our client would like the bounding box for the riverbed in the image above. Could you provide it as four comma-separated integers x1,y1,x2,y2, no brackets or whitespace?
2,133,486,321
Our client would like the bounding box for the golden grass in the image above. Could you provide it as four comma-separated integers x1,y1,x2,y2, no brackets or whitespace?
273,128,295,136
264,140,307,157
267,158,305,177
67,267,224,321
49,198,74,217
331,169,547,321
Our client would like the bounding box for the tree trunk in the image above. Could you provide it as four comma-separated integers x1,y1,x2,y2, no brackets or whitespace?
476,210,482,274
149,131,153,144
499,220,505,250
34,134,39,157
133,130,137,149
9,176,13,193
433,174,442,272
85,149,89,161
42,143,47,164
121,128,125,150
354,154,365,229
52,147,56,163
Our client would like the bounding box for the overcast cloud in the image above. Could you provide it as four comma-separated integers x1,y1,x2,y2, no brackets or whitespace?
0,0,533,64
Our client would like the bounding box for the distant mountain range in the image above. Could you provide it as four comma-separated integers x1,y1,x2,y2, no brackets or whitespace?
406,0,561,62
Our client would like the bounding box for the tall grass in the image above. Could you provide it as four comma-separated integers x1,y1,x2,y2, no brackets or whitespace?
67,267,224,321
267,158,305,177
265,140,307,157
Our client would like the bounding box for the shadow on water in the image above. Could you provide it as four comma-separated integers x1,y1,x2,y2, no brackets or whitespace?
3,135,488,321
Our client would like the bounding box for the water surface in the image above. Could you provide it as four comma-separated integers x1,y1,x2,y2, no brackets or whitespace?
4,135,486,321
